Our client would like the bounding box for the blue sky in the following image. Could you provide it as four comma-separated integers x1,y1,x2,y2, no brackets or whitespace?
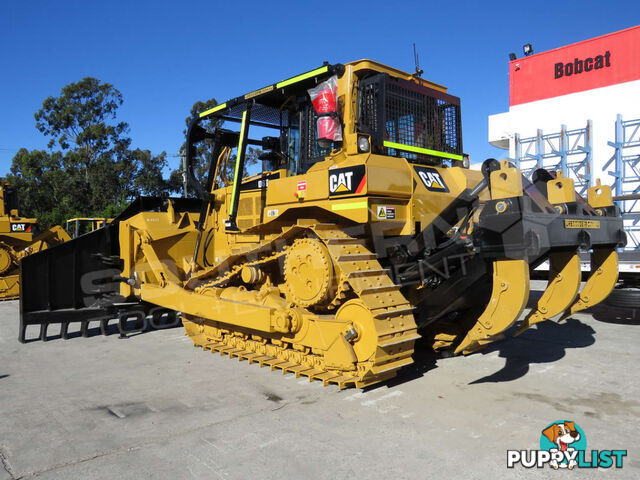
1,0,639,175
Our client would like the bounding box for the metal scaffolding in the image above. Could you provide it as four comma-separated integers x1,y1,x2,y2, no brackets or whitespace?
512,121,593,195
605,114,640,249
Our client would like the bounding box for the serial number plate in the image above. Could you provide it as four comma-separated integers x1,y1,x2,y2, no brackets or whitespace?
564,219,601,229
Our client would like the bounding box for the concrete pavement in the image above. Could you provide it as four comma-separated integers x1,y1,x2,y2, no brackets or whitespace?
1,286,639,479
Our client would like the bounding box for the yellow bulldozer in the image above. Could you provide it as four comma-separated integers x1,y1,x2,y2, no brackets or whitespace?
0,181,71,300
18,60,625,387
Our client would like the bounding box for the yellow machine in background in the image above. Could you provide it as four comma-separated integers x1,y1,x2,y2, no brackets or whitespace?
19,61,625,387
65,217,111,238
0,182,70,300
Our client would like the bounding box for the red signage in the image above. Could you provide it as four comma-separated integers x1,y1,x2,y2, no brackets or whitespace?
510,25,640,106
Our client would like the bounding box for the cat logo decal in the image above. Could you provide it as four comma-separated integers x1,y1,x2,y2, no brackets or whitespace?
414,166,449,193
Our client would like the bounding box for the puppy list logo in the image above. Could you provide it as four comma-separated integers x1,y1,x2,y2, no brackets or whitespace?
507,420,627,469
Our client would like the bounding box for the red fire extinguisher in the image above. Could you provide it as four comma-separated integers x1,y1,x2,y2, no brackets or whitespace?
308,75,342,148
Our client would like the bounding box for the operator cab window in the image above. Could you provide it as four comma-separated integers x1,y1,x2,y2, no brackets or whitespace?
213,83,337,179
357,73,462,167
261,97,333,176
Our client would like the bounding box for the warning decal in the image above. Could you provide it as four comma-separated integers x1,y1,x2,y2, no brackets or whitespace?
376,206,396,220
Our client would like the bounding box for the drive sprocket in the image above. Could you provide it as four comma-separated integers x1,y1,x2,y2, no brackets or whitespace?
283,238,337,307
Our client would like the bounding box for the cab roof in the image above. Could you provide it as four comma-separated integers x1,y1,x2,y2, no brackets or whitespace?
197,60,449,126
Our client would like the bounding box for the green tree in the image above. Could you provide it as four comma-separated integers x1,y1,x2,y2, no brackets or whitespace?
7,149,70,226
131,149,169,196
7,77,169,226
35,78,130,185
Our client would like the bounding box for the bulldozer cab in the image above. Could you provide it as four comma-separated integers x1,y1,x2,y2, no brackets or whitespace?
0,181,40,238
186,60,467,232
191,61,465,175
0,183,20,216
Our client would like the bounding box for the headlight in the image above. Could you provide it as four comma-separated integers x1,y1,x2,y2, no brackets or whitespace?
462,155,470,169
357,135,370,153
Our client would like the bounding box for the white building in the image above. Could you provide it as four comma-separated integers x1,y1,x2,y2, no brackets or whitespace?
488,25,640,247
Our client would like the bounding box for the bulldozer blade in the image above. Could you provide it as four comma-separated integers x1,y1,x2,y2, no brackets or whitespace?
514,251,581,336
454,259,530,355
560,248,619,320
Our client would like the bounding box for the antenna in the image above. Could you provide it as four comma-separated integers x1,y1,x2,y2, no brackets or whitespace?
413,43,424,77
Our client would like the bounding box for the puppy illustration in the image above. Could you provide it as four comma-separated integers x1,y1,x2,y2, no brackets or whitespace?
542,421,581,469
